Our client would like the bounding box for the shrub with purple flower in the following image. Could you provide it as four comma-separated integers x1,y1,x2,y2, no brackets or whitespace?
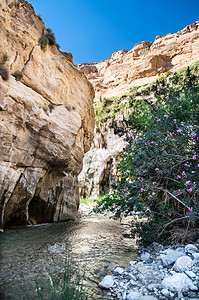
99,63,199,245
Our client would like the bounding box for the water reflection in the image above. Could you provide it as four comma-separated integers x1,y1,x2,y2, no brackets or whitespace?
0,214,137,299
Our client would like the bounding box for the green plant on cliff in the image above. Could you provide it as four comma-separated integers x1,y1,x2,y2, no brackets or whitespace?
0,53,9,81
95,95,131,125
39,36,49,51
39,28,60,51
97,62,199,245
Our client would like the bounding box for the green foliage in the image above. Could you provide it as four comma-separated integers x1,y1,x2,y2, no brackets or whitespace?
39,36,49,51
23,250,95,300
80,198,95,205
95,95,131,126
98,62,199,245
45,33,56,45
39,28,60,51
0,53,9,65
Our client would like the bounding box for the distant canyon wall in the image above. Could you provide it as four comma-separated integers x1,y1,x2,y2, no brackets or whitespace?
77,21,199,198
0,0,95,228
78,21,199,102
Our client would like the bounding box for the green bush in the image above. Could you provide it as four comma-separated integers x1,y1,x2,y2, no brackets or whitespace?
45,33,56,45
0,53,9,65
39,36,49,51
98,63,199,245
39,28,60,51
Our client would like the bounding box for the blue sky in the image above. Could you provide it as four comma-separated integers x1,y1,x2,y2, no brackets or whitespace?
29,0,199,65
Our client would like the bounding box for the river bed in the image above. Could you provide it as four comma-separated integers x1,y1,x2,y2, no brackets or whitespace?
0,211,137,299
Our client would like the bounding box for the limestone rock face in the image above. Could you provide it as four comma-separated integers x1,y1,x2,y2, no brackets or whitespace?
78,21,199,102
0,0,95,228
78,128,125,197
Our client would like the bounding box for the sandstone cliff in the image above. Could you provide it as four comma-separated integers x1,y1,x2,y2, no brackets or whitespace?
0,0,95,228
78,21,199,102
78,21,199,198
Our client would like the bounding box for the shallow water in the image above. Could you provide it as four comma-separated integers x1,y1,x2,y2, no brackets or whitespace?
0,213,137,299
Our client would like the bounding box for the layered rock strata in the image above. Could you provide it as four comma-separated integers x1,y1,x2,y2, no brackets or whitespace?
0,0,95,228
78,21,199,102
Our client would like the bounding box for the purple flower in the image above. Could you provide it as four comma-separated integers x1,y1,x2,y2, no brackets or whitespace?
169,132,173,136
132,157,134,160
192,155,197,160
164,114,169,118
165,137,167,140
187,188,192,193
157,104,160,107
177,129,182,133
185,181,191,186
141,188,144,192
173,119,176,123
191,171,196,174
182,171,187,177
151,141,154,144
176,175,181,180
188,207,193,212
123,148,127,151
155,168,159,171
192,132,197,137
177,98,180,101
184,163,190,168
166,97,169,101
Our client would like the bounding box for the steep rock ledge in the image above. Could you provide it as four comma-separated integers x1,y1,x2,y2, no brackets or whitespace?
0,0,95,228
78,21,199,102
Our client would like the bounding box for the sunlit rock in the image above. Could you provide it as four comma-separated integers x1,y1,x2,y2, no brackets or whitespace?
0,0,95,229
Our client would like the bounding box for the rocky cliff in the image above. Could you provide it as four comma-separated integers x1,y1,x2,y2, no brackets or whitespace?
0,0,95,228
78,21,199,198
78,21,199,102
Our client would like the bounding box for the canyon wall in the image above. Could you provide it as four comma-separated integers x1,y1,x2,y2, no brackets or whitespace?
78,21,199,198
78,21,199,102
0,0,95,228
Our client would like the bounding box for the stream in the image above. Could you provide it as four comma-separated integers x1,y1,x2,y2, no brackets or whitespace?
0,211,137,299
